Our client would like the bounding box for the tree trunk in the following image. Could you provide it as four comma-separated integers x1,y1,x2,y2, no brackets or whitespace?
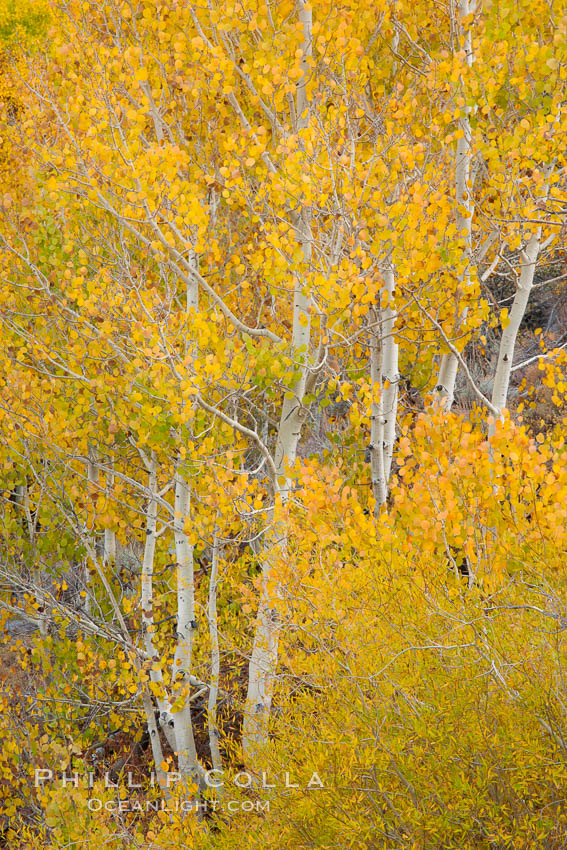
434,0,474,410
207,530,223,778
171,468,199,785
369,306,387,511
369,259,399,512
103,458,116,567
242,0,313,767
140,451,176,749
489,233,542,435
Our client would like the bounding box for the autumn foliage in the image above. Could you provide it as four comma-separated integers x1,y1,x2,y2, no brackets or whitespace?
0,0,566,847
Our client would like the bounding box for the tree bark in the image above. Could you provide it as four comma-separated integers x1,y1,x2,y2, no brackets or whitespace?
140,451,176,749
242,0,313,767
103,458,116,567
381,265,399,482
434,0,474,410
369,306,387,511
489,233,542,435
171,468,199,785
207,530,223,778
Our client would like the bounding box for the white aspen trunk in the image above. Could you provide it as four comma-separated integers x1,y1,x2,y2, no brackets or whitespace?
187,248,199,313
242,0,313,766
103,460,116,567
207,530,223,777
434,0,474,410
381,265,399,481
19,482,49,638
391,8,400,78
369,260,399,511
77,450,169,792
241,238,310,765
166,235,201,782
489,233,542,436
436,351,461,411
140,452,176,750
87,446,99,488
171,469,199,785
103,530,115,566
83,446,100,617
295,0,312,131
141,685,170,798
489,158,553,434
141,80,165,144
369,307,387,512
242,541,282,764
32,582,48,639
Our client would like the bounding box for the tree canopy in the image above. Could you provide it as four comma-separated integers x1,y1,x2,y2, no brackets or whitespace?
0,0,566,847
